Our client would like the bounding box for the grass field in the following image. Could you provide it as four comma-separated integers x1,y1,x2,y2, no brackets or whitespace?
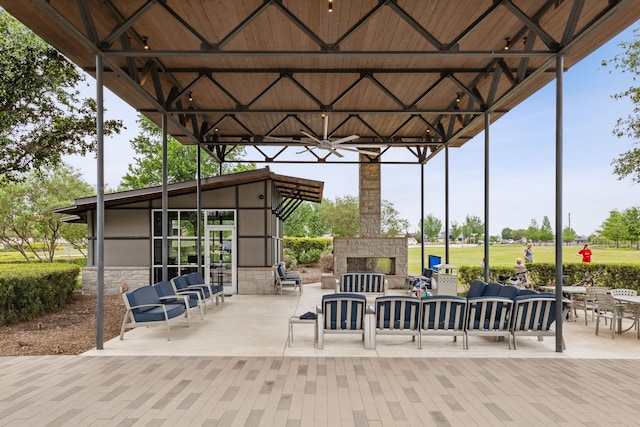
408,244,639,274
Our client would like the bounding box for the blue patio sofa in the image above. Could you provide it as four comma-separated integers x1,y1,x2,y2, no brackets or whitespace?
366,281,568,350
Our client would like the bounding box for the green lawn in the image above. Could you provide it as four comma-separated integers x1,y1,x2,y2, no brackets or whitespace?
408,244,639,274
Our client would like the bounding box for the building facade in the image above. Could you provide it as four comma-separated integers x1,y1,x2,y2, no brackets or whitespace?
56,168,323,295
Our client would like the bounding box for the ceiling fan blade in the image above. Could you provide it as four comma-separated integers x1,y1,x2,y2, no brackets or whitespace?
300,130,322,144
296,146,316,155
338,146,380,156
322,113,329,140
330,134,360,145
326,145,344,158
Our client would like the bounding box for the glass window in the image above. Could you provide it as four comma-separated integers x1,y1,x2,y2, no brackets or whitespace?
207,210,235,225
152,209,235,278
153,211,179,236
180,211,198,237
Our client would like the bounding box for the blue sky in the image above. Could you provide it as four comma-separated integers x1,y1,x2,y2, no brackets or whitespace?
67,24,639,237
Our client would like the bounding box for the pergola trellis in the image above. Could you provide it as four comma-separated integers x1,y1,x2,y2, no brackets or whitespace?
3,0,640,351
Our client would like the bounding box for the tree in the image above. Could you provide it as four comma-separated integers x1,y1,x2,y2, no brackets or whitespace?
602,28,640,184
501,227,514,240
449,221,463,242
380,200,408,237
461,215,484,243
525,218,540,242
562,226,578,244
317,196,359,237
0,164,93,261
419,214,442,242
539,216,554,242
0,11,122,182
283,202,328,237
119,116,254,190
622,206,640,249
599,209,627,248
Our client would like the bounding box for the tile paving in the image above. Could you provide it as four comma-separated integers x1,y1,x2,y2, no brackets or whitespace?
1,283,640,426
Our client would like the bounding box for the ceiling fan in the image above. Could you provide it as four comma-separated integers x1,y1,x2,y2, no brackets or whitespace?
265,114,380,158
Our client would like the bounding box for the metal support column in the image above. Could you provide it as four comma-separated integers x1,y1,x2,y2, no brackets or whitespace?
420,163,425,273
555,55,565,352
444,145,450,264
196,142,202,274
95,55,104,350
484,113,490,282
161,114,168,281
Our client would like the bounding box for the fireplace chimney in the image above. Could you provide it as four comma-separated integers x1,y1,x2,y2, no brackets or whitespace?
359,151,381,237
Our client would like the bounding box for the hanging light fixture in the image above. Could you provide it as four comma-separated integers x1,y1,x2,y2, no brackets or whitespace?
142,36,149,50
328,0,333,13
188,92,193,102
503,37,510,51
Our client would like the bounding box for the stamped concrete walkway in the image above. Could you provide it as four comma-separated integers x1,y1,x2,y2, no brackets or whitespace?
1,283,639,426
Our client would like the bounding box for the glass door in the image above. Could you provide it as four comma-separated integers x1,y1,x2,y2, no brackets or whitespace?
205,226,236,295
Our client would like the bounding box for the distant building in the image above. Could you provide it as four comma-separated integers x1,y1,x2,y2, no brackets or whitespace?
55,168,323,295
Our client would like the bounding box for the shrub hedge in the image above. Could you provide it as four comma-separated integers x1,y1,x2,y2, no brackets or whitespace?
283,237,332,266
0,263,81,326
458,263,640,293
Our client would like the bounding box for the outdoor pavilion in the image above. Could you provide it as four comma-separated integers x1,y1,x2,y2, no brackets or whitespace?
3,0,640,353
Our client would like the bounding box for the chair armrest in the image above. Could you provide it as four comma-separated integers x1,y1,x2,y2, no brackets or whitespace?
176,289,203,301
366,305,375,315
128,303,165,310
316,304,323,314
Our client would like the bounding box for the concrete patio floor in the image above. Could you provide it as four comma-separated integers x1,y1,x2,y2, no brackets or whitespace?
84,282,640,359
1,283,639,426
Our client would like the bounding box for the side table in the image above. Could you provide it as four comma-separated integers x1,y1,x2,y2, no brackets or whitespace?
288,316,317,347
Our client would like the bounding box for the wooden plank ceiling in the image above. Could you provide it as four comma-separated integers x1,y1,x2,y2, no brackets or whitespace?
2,0,640,165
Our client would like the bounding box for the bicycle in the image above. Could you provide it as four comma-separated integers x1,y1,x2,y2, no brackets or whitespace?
498,270,530,289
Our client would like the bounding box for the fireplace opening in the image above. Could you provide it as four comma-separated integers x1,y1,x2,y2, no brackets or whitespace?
347,257,396,275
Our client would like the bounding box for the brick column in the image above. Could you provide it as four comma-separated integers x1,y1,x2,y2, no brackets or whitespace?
359,152,381,237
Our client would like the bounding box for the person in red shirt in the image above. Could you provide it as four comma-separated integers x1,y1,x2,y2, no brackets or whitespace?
577,244,592,262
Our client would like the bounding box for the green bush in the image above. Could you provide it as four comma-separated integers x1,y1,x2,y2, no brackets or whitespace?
0,263,80,326
297,248,323,265
458,263,640,292
284,237,332,266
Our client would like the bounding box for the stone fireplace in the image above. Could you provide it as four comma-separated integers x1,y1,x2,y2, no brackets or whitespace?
331,237,408,288
322,152,409,289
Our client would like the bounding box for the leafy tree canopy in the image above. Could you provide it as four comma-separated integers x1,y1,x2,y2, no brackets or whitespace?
119,116,254,190
0,164,93,261
602,27,640,184
419,214,442,242
0,11,122,181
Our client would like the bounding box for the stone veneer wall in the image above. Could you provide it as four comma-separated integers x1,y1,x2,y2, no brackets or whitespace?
359,155,381,238
237,267,276,295
82,266,276,295
82,267,150,295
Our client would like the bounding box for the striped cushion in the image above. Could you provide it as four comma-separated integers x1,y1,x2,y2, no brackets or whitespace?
340,273,384,293
374,296,420,331
420,296,467,331
321,293,366,330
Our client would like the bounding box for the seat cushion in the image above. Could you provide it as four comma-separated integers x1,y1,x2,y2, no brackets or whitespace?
322,293,366,330
467,280,487,298
127,286,161,312
132,303,185,322
497,285,520,300
374,296,420,330
420,295,467,330
483,282,503,297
